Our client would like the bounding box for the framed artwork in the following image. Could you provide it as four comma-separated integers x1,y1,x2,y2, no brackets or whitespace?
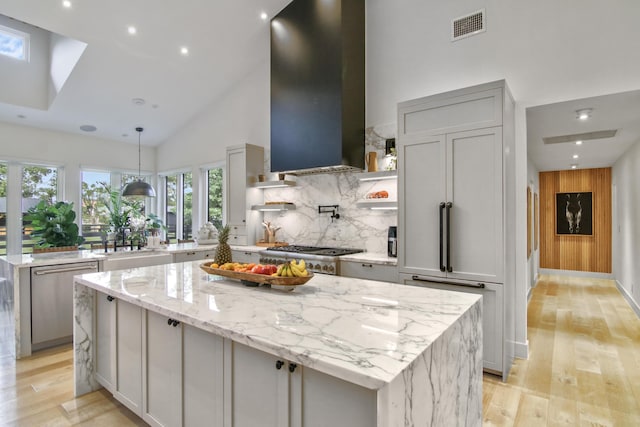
534,193,539,250
527,187,531,258
555,192,593,235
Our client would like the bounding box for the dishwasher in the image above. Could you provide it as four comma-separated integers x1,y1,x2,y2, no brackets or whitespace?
31,261,99,350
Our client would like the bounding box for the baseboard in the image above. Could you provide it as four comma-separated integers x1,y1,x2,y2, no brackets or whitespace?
539,268,614,280
616,280,640,319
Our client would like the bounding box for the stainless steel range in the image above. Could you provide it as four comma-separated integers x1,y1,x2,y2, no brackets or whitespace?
259,245,364,275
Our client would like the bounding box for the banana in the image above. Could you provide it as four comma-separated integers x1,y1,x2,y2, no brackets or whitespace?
286,264,294,277
298,259,306,270
289,261,308,277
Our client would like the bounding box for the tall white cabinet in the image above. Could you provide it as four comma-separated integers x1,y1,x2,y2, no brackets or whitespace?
225,144,264,245
397,80,514,378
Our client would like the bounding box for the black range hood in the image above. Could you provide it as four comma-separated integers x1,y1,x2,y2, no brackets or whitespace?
270,0,365,175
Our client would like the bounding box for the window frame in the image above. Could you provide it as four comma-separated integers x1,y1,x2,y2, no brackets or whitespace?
0,24,30,62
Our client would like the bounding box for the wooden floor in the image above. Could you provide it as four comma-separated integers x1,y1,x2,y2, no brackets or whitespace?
0,275,638,426
484,275,640,426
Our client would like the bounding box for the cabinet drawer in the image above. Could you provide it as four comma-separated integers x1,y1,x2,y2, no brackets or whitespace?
228,225,246,236
232,250,260,264
340,261,398,283
174,251,206,263
228,235,247,246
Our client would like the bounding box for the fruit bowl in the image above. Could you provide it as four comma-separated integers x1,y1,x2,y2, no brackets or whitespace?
200,262,313,287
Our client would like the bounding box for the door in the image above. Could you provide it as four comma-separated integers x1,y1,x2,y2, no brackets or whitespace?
227,148,247,227
398,134,446,277
230,342,288,427
446,127,503,283
115,299,143,415
95,291,116,392
144,311,183,427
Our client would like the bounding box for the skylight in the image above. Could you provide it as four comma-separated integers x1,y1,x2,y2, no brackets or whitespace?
0,24,29,61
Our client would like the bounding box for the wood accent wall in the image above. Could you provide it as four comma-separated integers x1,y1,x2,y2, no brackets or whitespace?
539,168,611,273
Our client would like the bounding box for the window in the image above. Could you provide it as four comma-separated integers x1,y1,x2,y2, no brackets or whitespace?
165,175,177,242
22,165,58,253
80,170,151,246
0,24,29,61
207,167,223,229
0,163,6,255
81,171,111,246
163,172,192,242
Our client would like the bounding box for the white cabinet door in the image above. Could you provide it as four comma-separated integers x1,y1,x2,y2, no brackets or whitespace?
173,250,205,263
231,250,260,264
447,127,503,283
227,148,247,227
301,366,376,427
183,325,225,427
95,292,116,393
401,275,504,374
144,311,182,427
340,261,398,283
398,134,446,278
230,342,288,427
115,299,143,416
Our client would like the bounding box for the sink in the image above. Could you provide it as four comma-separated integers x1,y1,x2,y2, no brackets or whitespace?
102,250,173,271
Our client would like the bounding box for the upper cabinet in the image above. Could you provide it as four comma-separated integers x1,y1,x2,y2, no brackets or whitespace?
226,144,264,245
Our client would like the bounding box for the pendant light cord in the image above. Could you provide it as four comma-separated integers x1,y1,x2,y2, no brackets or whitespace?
136,127,143,177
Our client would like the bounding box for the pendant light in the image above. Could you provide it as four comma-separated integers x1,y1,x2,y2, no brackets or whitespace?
122,127,156,197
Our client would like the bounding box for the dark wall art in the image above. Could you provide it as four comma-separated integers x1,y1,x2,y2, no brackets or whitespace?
556,192,593,235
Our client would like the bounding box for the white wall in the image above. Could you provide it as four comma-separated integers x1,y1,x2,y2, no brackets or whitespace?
0,121,156,206
612,140,640,312
527,158,540,296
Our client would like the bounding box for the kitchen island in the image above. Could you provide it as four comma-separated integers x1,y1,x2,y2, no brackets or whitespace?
0,243,264,358
73,261,482,427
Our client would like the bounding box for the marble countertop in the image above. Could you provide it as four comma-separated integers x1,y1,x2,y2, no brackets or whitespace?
340,252,398,266
75,261,480,390
0,243,266,268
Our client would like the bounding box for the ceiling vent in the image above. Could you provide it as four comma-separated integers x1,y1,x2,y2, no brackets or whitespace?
542,130,618,145
452,9,485,41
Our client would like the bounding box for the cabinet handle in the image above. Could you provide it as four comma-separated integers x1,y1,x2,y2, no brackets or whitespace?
186,251,196,255
275,360,284,370
167,318,174,325
446,202,453,273
439,202,446,272
411,276,485,289
244,252,252,256
361,263,373,268
288,363,297,373
172,320,180,327
107,295,114,302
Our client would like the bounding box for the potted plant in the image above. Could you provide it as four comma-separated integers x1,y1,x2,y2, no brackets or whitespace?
25,200,84,252
145,213,166,236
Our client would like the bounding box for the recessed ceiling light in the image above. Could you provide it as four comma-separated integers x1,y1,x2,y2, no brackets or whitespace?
122,133,129,137
575,140,583,145
572,154,579,159
128,26,137,35
80,125,97,132
132,98,146,106
180,46,189,55
17,114,26,119
62,0,72,8
260,12,268,20
571,164,578,169
576,108,592,120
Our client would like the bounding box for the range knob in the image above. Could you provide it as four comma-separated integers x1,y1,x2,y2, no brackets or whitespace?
322,265,328,271
328,265,335,273
307,263,314,270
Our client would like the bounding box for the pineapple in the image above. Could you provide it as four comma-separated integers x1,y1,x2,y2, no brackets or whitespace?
214,225,232,264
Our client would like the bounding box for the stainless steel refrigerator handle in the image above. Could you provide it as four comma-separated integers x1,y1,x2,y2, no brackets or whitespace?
411,275,485,289
439,202,446,272
34,265,98,275
446,202,453,273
